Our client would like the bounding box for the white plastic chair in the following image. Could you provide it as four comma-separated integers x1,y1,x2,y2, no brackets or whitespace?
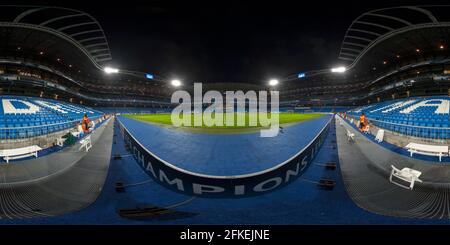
375,129,384,143
389,165,423,190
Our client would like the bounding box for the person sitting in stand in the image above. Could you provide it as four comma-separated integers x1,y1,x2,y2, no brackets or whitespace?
81,114,90,134
359,112,366,132
363,116,370,133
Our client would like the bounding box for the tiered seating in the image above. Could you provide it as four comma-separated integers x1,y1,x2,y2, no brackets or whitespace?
97,107,170,114
279,106,351,113
347,96,450,139
0,96,104,139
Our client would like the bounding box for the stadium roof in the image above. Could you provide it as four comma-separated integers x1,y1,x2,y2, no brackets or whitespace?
0,5,111,67
0,5,167,86
340,5,450,66
0,4,448,105
284,5,450,84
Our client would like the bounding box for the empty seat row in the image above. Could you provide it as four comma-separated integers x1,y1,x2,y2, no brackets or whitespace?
348,96,450,139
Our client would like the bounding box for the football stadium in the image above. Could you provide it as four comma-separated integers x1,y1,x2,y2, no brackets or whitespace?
1,3,450,232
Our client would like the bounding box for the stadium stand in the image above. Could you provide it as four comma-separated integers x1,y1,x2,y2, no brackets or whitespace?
0,96,103,140
279,106,351,113
347,96,450,139
97,107,171,114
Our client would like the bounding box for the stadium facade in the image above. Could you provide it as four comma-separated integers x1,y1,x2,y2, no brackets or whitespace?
0,5,172,108
0,5,448,110
281,6,450,107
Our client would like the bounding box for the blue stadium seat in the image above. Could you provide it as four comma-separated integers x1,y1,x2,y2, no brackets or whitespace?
0,96,104,140
348,96,450,140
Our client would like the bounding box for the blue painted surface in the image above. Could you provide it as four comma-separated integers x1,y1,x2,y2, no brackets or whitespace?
117,114,332,175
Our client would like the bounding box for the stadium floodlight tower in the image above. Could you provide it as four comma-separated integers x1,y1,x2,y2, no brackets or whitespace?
171,79,182,87
104,66,119,74
268,79,279,86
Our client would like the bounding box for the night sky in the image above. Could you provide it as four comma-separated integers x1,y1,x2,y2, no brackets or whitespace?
21,0,441,84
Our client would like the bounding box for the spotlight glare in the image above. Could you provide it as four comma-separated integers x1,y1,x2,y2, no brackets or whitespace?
268,79,279,86
171,79,182,87
331,66,346,73
104,67,119,74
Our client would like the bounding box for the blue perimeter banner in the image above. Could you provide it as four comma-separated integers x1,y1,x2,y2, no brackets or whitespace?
117,116,332,197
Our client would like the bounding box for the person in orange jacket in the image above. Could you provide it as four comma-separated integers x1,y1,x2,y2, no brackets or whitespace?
81,114,90,133
359,112,366,132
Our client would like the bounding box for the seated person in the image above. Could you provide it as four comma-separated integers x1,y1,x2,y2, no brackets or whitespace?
359,113,366,132
81,114,90,133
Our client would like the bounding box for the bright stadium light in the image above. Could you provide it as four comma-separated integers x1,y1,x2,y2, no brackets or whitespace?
268,79,279,86
104,67,119,74
331,66,346,73
171,79,182,87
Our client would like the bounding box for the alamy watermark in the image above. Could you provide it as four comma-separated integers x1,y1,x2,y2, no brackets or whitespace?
171,83,280,137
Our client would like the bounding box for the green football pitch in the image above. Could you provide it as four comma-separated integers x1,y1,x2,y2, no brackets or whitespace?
123,112,324,129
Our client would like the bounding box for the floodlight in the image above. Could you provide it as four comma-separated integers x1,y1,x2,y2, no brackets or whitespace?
268,79,279,86
331,66,346,73
171,79,182,87
104,67,119,74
